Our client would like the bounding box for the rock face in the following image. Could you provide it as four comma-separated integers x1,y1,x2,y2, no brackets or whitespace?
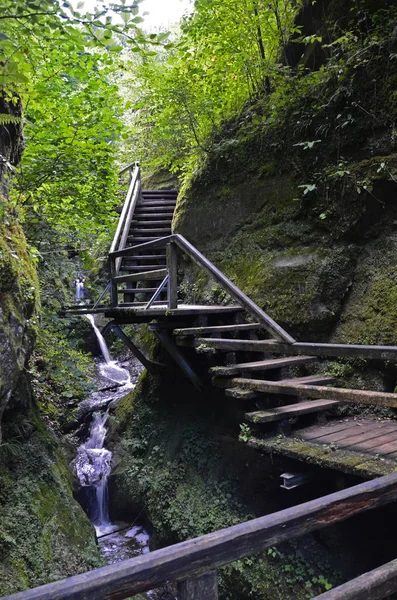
174,6,397,345
0,96,37,441
0,95,101,593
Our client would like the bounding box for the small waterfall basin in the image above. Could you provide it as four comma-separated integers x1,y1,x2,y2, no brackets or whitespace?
97,522,150,564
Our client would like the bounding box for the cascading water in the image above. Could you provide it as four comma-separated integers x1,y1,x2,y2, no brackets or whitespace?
75,314,132,532
74,314,176,598
85,314,130,386
75,278,85,301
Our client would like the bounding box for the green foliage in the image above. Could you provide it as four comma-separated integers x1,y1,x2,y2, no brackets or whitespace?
29,317,95,424
125,0,299,175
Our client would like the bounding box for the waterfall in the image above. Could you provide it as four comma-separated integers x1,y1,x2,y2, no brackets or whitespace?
86,314,112,364
75,410,113,527
75,278,85,301
75,317,133,532
85,314,130,385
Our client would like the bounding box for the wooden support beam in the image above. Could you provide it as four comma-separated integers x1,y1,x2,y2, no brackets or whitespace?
178,571,218,600
232,377,397,408
109,324,163,374
3,472,397,600
312,557,397,600
167,242,178,309
151,327,203,390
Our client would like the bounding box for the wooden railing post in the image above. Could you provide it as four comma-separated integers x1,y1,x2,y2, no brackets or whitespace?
109,257,118,307
166,241,178,309
177,570,218,600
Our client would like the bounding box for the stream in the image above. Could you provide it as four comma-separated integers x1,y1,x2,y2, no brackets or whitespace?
73,315,169,597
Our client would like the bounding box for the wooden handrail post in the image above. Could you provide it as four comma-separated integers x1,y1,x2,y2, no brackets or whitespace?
109,257,118,307
178,570,218,599
166,241,178,309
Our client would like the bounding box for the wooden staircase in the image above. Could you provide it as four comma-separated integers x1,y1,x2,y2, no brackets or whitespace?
119,188,177,304
173,320,397,442
65,161,397,467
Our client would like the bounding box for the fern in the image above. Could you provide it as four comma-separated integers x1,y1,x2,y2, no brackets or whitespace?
0,113,22,126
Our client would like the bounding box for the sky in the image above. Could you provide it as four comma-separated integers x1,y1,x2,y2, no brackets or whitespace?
140,0,193,30
70,0,193,30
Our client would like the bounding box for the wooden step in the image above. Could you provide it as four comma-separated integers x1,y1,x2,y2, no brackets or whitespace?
210,356,317,376
127,237,166,243
131,220,172,227
134,213,174,219
174,323,262,337
129,228,172,234
135,207,175,214
225,388,257,400
245,399,340,424
113,268,168,284
176,337,278,349
119,265,166,271
215,375,334,389
119,288,166,295
138,201,176,207
122,255,166,262
142,189,177,195
230,377,397,408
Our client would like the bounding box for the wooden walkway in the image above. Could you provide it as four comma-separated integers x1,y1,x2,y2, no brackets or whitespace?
62,162,397,477
54,162,397,600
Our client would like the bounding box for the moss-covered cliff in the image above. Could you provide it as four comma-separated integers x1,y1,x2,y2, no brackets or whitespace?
174,2,397,347
0,96,102,593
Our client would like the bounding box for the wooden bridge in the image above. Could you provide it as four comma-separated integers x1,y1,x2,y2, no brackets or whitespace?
26,161,397,600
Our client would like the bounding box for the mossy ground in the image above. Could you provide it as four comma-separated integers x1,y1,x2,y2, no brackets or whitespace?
109,372,345,600
0,384,101,595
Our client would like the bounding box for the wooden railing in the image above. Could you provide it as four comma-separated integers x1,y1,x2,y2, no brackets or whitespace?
3,472,397,600
108,234,397,360
109,161,141,278
109,234,295,344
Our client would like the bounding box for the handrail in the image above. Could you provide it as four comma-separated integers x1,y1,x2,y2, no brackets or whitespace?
118,160,139,176
109,234,295,344
3,472,397,600
110,164,140,256
109,234,397,358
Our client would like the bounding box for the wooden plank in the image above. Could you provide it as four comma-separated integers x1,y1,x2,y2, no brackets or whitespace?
214,375,334,390
185,338,397,361
297,422,371,440
4,473,397,600
113,268,168,284
246,400,339,423
348,431,397,452
174,323,262,337
232,377,397,408
312,557,397,600
178,571,218,600
167,242,178,310
210,355,317,376
305,425,390,445
335,427,397,450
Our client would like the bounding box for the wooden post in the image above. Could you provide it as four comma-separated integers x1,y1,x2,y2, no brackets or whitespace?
166,242,178,309
109,258,118,307
178,571,218,600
